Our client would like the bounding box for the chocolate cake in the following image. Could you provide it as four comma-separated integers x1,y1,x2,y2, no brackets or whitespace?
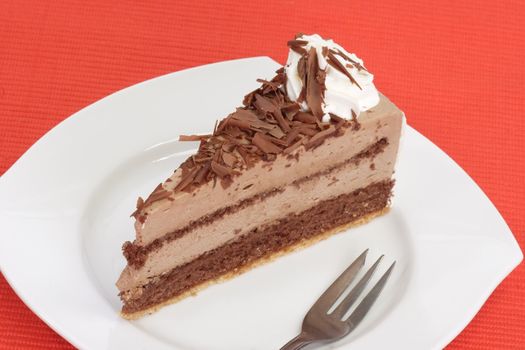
117,34,404,318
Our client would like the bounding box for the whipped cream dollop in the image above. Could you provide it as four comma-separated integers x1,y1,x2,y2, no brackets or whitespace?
284,34,379,120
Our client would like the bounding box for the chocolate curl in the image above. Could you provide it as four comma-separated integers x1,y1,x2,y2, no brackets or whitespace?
305,48,326,119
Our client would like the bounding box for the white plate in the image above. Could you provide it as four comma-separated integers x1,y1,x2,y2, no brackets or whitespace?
0,57,522,350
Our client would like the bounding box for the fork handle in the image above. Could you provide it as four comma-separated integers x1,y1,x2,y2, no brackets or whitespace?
280,332,314,350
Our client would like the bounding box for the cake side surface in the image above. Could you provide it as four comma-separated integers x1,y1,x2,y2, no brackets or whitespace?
121,180,393,317
117,134,398,292
119,94,403,271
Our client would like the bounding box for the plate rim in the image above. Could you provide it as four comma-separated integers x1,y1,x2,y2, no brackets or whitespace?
402,127,523,349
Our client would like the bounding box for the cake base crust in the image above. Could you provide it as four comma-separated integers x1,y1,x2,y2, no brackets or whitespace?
121,180,393,318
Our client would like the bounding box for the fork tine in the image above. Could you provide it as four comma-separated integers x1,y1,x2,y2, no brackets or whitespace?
330,255,384,319
344,261,396,330
309,249,368,312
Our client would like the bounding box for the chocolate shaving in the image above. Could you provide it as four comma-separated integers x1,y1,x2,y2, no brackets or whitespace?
143,183,171,206
130,197,145,218
211,160,233,178
222,152,237,167
351,110,361,130
273,108,291,132
236,147,249,164
179,134,212,141
296,125,319,136
287,39,308,55
243,90,257,106
227,118,251,131
222,143,236,152
136,197,144,210
256,78,280,88
294,111,318,124
264,133,288,147
254,94,277,113
297,55,307,103
193,155,212,163
305,48,326,119
194,163,211,184
174,166,200,192
305,125,336,149
268,125,286,139
284,128,301,145
252,132,282,154
283,137,305,154
233,109,272,131
329,113,347,129
256,78,281,94
281,103,300,120
326,51,362,89
332,48,368,72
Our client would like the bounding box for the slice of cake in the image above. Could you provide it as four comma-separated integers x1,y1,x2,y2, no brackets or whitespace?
117,34,404,319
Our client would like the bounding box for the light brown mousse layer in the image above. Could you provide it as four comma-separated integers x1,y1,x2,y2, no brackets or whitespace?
134,94,402,246
120,180,393,317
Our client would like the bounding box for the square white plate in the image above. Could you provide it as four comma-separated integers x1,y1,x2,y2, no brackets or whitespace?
0,57,522,350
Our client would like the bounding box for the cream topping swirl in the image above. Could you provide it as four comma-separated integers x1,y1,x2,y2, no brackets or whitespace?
284,34,379,119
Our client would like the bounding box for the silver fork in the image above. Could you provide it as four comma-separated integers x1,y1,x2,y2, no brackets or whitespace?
280,249,395,350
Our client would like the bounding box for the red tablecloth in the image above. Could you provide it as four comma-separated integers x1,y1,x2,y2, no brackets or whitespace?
1,1,523,349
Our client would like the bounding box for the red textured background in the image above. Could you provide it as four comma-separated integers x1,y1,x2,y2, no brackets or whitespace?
1,1,524,349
